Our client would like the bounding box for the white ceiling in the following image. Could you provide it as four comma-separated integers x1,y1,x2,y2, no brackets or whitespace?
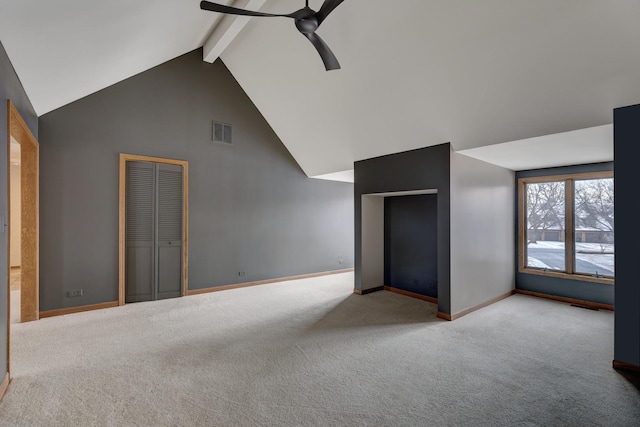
458,124,613,171
0,0,227,116
1,1,636,179
311,123,614,183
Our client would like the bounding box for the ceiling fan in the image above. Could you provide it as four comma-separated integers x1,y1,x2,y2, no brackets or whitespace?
200,0,345,71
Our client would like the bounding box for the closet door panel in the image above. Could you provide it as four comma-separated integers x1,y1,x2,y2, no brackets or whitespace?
125,161,155,302
156,164,183,299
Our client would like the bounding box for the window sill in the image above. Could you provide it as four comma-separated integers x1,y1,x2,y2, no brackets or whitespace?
518,268,614,285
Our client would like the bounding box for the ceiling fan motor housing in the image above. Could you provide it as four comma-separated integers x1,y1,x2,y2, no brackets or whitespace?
294,8,319,34
199,0,344,71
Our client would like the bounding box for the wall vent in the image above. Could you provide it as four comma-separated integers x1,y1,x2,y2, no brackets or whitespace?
212,121,232,144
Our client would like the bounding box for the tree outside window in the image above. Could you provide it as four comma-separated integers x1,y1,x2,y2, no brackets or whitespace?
520,172,614,282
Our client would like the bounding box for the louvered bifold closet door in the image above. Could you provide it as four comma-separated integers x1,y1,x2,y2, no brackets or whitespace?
156,164,183,300
125,161,155,303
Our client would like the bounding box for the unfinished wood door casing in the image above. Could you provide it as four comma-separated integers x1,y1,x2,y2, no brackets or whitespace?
7,100,39,326
5,100,39,378
119,154,188,306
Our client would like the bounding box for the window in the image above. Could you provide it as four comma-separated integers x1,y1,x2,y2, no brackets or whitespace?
518,171,614,284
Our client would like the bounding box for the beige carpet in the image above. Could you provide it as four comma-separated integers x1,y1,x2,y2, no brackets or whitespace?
1,272,638,426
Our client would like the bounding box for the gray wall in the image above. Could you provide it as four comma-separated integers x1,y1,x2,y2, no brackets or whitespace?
613,104,640,367
384,194,438,298
0,43,37,134
38,48,353,311
450,152,514,314
0,40,38,384
515,162,614,305
354,144,451,314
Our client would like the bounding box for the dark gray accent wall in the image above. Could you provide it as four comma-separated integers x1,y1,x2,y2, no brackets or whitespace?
0,42,38,135
354,143,451,313
38,48,353,312
613,104,640,367
515,162,614,305
0,40,38,384
384,194,437,297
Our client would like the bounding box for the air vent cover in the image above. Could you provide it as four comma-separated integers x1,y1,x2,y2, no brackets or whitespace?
212,121,232,144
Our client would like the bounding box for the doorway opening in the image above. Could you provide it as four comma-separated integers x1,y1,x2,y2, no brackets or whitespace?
361,189,439,303
118,154,189,305
7,100,39,326
9,137,20,324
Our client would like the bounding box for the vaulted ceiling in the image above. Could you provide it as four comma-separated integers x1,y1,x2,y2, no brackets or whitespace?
2,0,638,179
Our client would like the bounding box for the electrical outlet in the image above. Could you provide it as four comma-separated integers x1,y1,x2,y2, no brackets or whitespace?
67,289,83,298
238,271,246,276
338,257,344,264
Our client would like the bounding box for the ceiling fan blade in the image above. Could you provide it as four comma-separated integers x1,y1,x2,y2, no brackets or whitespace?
316,0,345,26
200,1,294,18
302,32,341,71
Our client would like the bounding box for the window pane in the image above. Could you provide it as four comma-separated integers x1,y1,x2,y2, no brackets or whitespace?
574,178,614,277
525,181,566,271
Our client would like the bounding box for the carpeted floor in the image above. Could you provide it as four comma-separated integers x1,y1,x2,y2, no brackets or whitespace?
1,272,638,426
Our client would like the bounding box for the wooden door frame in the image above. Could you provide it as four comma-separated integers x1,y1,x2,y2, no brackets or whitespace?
7,100,39,324
118,153,189,305
6,100,39,376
